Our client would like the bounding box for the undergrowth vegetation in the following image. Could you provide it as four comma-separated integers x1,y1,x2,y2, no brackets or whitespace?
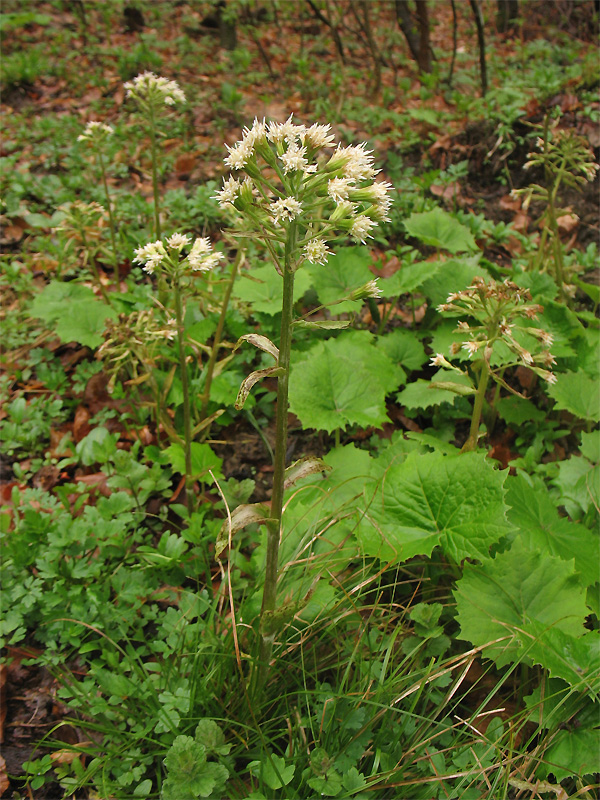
1,1,599,798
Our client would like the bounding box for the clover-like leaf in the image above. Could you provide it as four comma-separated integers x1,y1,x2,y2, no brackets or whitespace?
404,208,478,253
421,256,488,307
162,735,229,799
379,259,443,296
537,727,600,781
248,755,295,790
358,451,510,563
455,539,589,670
194,719,231,756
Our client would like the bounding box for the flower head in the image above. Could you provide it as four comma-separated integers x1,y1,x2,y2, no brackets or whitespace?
267,115,305,145
270,197,303,225
133,240,167,274
166,232,191,251
303,238,330,265
279,142,310,174
349,279,382,301
124,72,186,109
218,115,391,263
327,177,355,204
188,237,224,272
303,123,336,149
215,176,243,208
224,139,254,170
350,215,376,243
77,120,114,144
430,353,451,368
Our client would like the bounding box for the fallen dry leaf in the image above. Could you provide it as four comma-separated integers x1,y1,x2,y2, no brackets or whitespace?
556,212,579,235
0,754,9,796
499,193,521,212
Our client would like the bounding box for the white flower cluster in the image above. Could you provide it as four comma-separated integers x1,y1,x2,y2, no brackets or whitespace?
77,120,114,143
124,71,186,107
215,114,393,265
133,239,167,274
133,234,223,275
187,237,225,272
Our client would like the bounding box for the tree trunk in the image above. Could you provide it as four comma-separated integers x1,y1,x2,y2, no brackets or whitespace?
469,0,487,96
496,0,519,33
395,0,432,74
395,0,421,66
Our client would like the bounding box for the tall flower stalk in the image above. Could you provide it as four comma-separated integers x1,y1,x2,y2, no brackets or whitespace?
77,121,119,285
434,277,556,452
133,233,224,513
513,118,598,301
216,116,391,693
124,72,187,239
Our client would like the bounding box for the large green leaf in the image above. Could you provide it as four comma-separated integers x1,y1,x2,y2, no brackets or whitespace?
455,539,589,669
547,370,600,422
358,451,510,563
29,281,117,348
234,264,311,315
524,626,600,690
554,455,599,523
289,331,402,433
307,245,372,314
378,259,442,296
505,474,599,587
421,256,488,307
379,328,427,373
538,727,600,781
404,207,478,253
397,369,474,411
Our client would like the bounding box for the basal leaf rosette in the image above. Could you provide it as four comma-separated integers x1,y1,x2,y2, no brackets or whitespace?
214,115,392,269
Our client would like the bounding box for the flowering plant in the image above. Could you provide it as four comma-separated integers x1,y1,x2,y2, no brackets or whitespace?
77,121,119,274
215,115,392,269
124,71,186,111
124,72,186,239
77,120,114,145
511,117,599,298
434,276,556,452
218,116,392,695
133,234,224,276
131,232,224,512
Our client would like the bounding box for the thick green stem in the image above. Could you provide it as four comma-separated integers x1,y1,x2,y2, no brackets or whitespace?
255,222,297,695
200,248,244,424
461,361,490,453
174,274,194,514
97,149,119,285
